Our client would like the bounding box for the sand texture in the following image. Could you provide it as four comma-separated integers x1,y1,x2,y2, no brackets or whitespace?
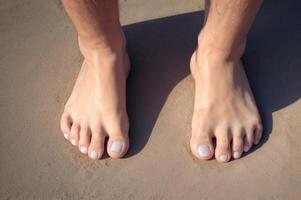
0,0,300,199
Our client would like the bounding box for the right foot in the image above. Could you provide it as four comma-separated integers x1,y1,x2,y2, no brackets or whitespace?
60,37,130,160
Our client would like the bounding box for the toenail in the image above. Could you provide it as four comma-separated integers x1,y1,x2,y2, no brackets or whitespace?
70,139,77,146
89,151,98,160
220,154,229,162
244,146,250,152
64,133,68,139
233,151,241,159
254,140,259,145
110,141,124,153
80,147,88,154
198,145,210,157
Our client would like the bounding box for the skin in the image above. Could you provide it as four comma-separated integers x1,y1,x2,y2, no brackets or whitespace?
190,0,263,162
60,0,263,162
60,0,130,159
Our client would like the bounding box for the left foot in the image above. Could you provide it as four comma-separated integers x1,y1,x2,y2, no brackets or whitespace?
190,34,263,163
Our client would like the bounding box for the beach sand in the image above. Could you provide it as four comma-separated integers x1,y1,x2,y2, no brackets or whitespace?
0,0,300,199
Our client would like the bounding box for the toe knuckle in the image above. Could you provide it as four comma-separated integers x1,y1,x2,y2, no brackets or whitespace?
219,138,229,145
253,115,262,125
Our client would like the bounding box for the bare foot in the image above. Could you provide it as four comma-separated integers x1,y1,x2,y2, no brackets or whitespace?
190,35,263,163
60,37,130,159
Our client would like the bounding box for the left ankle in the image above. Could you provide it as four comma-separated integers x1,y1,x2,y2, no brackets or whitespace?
197,29,246,61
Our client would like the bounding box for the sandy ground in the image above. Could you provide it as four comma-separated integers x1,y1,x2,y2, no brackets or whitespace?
1,0,301,199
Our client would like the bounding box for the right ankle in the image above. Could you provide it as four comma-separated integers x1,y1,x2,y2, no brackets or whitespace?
78,30,126,56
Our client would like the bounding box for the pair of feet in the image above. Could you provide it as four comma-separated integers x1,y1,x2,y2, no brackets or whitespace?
60,33,262,163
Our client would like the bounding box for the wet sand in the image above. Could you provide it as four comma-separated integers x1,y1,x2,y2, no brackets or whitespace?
0,0,300,199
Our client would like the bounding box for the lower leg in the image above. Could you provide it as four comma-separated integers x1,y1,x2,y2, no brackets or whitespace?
190,0,263,162
62,0,124,49
60,0,130,159
200,0,262,59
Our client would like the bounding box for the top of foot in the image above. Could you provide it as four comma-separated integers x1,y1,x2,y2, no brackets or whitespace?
61,38,130,160
190,40,262,163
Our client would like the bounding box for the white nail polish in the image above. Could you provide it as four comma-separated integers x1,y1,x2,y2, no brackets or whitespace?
198,145,210,157
89,151,98,160
244,146,250,152
233,151,241,159
220,154,229,162
64,133,68,139
110,141,123,153
80,147,88,154
70,139,77,146
254,140,259,145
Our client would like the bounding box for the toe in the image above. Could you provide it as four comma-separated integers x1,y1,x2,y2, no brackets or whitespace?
243,128,254,152
88,128,105,160
78,125,91,154
215,133,231,163
190,135,214,160
254,124,263,145
69,123,80,146
232,135,244,159
60,112,72,140
107,133,129,158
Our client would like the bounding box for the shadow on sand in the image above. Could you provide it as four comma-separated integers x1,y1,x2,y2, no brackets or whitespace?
124,0,301,158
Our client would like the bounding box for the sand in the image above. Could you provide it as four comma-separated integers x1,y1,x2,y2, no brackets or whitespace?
0,0,300,199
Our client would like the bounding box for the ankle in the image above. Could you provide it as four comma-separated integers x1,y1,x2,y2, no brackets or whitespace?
78,32,130,77
190,33,246,79
78,29,127,59
197,30,246,61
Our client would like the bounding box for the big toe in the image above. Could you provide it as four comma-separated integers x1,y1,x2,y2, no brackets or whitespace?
107,133,129,158
190,135,214,160
215,135,231,163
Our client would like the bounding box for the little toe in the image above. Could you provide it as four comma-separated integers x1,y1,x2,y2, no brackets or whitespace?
78,125,91,154
215,135,231,163
244,129,254,153
60,112,72,140
190,135,214,160
107,133,129,158
88,130,105,160
232,136,244,159
254,124,263,145
69,123,80,146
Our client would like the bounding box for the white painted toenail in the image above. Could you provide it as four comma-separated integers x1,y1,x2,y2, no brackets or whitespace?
70,139,77,146
233,151,241,159
220,154,229,162
198,145,210,157
244,146,250,152
64,133,68,139
254,140,259,145
110,141,124,153
80,147,88,154
89,151,98,160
